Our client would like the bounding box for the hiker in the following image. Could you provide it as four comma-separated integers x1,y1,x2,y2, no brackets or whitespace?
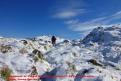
51,36,56,46
30,66,40,81
31,66,38,75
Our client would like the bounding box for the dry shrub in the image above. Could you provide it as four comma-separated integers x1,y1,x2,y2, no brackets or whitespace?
19,48,28,54
0,45,12,53
0,65,12,81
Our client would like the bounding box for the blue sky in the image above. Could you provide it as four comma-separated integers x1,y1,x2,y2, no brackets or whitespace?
0,0,121,39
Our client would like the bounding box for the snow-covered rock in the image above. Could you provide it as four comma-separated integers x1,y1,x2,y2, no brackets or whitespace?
0,29,121,81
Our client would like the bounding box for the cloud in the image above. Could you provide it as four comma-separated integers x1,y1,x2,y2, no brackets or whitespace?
52,0,86,19
54,9,85,19
65,19,79,24
66,17,106,32
68,11,121,33
52,0,121,36
110,11,121,20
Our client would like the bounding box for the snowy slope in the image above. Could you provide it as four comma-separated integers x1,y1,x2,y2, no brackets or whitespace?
82,26,121,64
0,26,121,81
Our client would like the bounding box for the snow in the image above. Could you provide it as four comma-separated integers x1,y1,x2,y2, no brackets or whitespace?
0,28,121,81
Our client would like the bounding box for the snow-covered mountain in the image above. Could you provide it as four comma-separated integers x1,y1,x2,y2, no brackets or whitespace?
82,26,121,44
0,26,121,81
82,26,121,63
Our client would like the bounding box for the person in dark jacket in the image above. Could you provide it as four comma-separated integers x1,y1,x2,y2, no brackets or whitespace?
51,36,56,46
